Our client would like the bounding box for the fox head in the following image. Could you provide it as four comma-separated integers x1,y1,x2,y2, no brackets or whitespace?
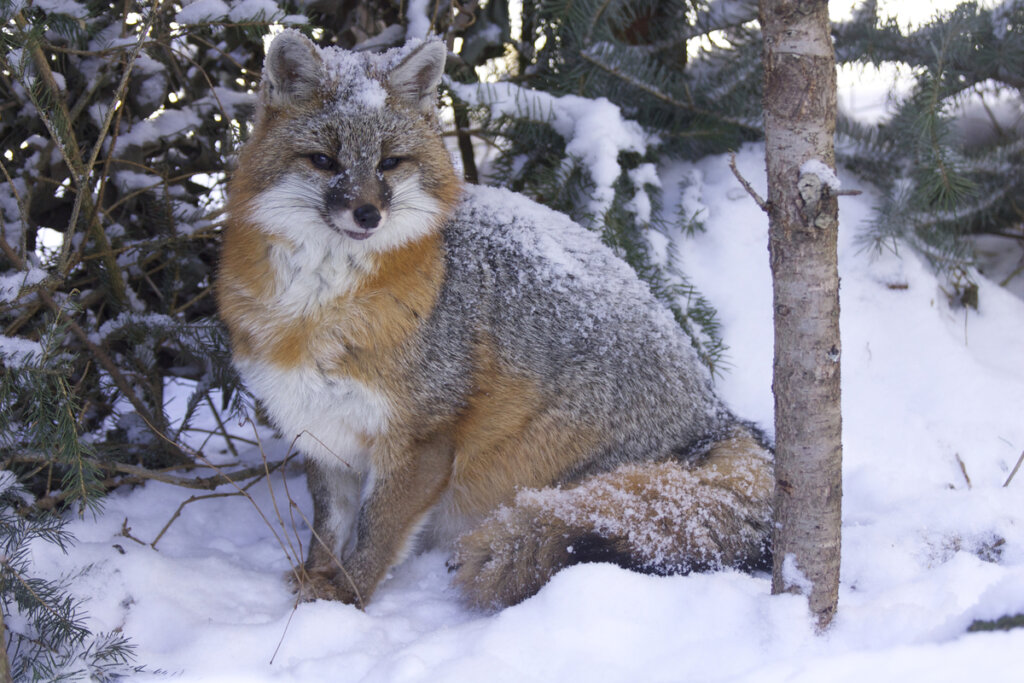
230,31,461,257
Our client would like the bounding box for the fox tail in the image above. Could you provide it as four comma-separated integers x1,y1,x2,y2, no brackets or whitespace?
450,427,774,610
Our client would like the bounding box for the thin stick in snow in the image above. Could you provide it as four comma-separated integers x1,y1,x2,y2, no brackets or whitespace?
1004,449,1024,488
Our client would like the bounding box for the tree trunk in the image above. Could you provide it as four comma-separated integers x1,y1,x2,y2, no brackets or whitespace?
759,0,842,630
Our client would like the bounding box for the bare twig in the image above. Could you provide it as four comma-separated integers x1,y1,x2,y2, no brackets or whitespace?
141,416,303,568
37,290,168,437
578,51,763,136
269,602,299,666
150,490,244,549
1004,449,1024,488
278,435,308,565
0,157,30,253
252,426,364,612
202,396,242,459
728,152,768,212
453,99,479,184
62,0,160,282
0,608,11,683
11,12,127,304
1000,258,1024,288
179,426,259,448
244,419,305,569
286,502,364,610
12,452,290,491
954,452,971,489
119,518,146,546
171,286,213,315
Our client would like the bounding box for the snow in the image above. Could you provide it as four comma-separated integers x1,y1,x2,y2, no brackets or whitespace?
228,0,281,22
626,162,661,223
32,0,89,19
800,158,842,191
0,266,47,303
451,81,651,219
111,107,203,155
303,35,426,112
173,0,297,26
131,54,168,110
175,0,229,24
405,0,433,41
0,334,43,367
29,140,1024,680
781,554,813,594
25,35,1024,677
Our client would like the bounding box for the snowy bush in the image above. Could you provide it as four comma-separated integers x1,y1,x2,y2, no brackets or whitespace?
1,0,299,674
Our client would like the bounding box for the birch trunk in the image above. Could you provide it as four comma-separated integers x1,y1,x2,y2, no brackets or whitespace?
759,0,842,630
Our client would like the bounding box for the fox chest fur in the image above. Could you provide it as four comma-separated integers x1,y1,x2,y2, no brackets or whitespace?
219,218,456,467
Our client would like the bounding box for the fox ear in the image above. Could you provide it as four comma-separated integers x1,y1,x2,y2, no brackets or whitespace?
263,31,324,106
388,41,447,115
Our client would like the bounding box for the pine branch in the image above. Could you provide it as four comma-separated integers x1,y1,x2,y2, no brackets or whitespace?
36,290,171,446
10,12,129,306
12,452,291,495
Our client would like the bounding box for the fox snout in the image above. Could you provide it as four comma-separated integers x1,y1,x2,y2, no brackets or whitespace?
325,179,388,240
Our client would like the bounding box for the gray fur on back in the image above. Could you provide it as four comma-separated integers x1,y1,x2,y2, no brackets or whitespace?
412,184,734,482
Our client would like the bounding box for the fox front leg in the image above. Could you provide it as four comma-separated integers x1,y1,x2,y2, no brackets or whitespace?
309,436,454,608
293,457,364,602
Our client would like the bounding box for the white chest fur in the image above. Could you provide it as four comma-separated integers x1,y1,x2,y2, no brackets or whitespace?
236,357,389,472
250,179,376,312
232,187,393,466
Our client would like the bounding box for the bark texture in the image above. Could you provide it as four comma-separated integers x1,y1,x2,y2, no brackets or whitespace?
759,0,842,629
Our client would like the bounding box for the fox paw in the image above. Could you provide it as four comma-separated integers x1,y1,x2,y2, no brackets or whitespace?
287,565,362,606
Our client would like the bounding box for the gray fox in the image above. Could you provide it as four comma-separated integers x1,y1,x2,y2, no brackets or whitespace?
217,30,773,610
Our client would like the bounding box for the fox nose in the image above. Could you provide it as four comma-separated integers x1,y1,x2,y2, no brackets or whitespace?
353,204,381,229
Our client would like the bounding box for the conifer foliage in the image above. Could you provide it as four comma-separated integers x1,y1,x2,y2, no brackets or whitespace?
0,474,137,680
834,0,1024,302
1,0,294,676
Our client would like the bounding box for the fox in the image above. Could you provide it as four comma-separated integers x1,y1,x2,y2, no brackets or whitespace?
216,29,774,611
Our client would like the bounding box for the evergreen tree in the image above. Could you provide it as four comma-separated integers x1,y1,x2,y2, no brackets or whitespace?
0,474,138,680
0,1,767,665
446,0,779,369
452,0,1024,308
446,0,782,370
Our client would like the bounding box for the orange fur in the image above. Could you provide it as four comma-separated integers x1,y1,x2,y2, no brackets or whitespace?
341,232,445,358
446,338,604,518
218,219,444,375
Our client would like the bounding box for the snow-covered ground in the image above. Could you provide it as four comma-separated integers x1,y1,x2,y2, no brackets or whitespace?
30,142,1024,681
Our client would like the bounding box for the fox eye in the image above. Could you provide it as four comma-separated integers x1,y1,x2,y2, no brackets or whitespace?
379,157,403,172
309,153,337,171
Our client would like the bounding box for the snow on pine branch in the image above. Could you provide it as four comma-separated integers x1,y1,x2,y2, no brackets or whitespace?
450,80,654,219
